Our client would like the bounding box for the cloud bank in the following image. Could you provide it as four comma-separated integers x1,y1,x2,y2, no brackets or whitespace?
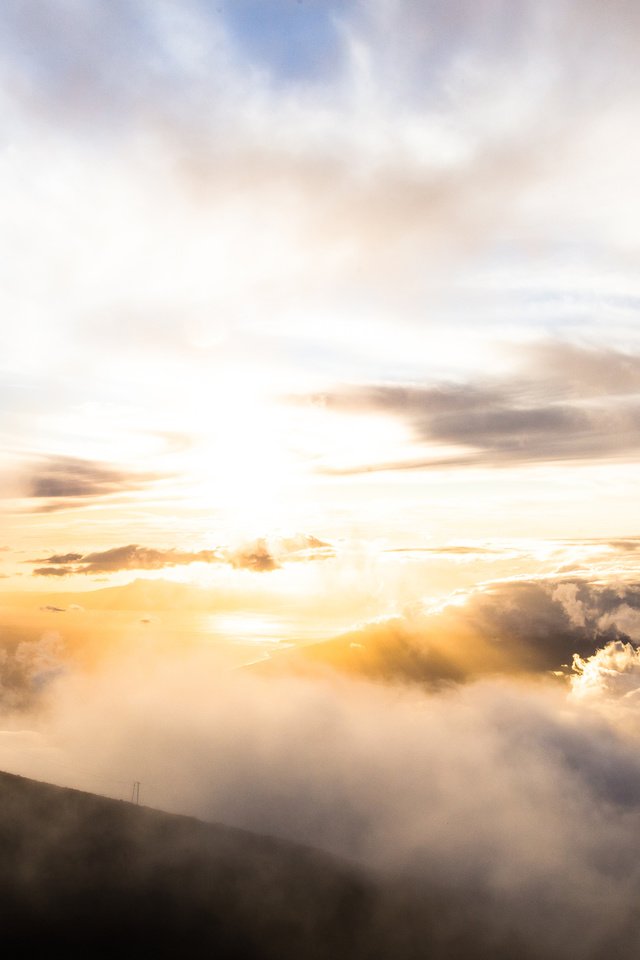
257,576,640,686
2,642,640,958
6,562,640,955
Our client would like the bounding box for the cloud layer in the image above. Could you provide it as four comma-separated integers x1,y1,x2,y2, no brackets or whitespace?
10,552,640,955
4,641,640,958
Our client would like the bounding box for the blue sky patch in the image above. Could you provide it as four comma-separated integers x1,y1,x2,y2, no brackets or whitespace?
216,0,346,82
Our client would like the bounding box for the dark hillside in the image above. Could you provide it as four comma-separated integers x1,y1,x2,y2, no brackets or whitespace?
0,770,372,958
0,770,534,959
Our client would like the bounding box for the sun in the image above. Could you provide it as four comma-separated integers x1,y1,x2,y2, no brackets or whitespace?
179,373,301,536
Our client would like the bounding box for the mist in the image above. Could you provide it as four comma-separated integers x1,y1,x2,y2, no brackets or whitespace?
2,629,640,958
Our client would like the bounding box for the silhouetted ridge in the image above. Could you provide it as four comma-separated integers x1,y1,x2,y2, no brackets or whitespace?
0,770,370,958
0,770,534,959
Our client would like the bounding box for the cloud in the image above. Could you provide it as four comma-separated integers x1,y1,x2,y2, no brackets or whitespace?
606,539,640,553
0,631,65,710
32,567,73,578
258,576,640,686
1,456,169,513
1,0,640,528
572,641,640,704
28,457,148,499
1,0,638,389
4,647,640,957
225,539,280,572
32,553,84,564
31,534,333,576
384,544,506,557
29,457,158,501
11,556,640,954
33,544,221,577
225,534,333,572
78,544,221,574
3,4,640,950
307,342,640,473
524,342,640,398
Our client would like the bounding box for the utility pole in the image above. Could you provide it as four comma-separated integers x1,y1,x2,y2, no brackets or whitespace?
131,781,141,805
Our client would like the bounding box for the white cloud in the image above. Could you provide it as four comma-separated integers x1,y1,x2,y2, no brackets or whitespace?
572,641,640,706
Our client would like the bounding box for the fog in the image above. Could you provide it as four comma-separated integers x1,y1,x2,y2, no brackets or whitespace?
2,622,640,957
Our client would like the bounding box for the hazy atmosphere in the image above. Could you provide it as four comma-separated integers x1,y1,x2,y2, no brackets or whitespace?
3,1,640,956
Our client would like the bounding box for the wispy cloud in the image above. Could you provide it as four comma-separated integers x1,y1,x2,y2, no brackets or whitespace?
0,455,171,514
306,343,640,473
27,455,162,501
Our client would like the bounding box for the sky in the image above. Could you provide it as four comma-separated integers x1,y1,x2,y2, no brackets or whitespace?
0,0,639,659
2,0,640,593
5,5,640,954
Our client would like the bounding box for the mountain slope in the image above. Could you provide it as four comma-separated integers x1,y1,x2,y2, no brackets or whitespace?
0,770,536,959
0,770,370,958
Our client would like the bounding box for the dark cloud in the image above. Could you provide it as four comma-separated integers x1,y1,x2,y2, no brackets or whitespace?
32,544,221,577
79,544,222,574
39,606,65,613
225,534,332,573
31,553,83,565
226,539,280,572
525,341,640,397
31,534,332,577
29,457,146,499
258,577,640,686
30,457,157,499
18,455,167,512
310,343,640,473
